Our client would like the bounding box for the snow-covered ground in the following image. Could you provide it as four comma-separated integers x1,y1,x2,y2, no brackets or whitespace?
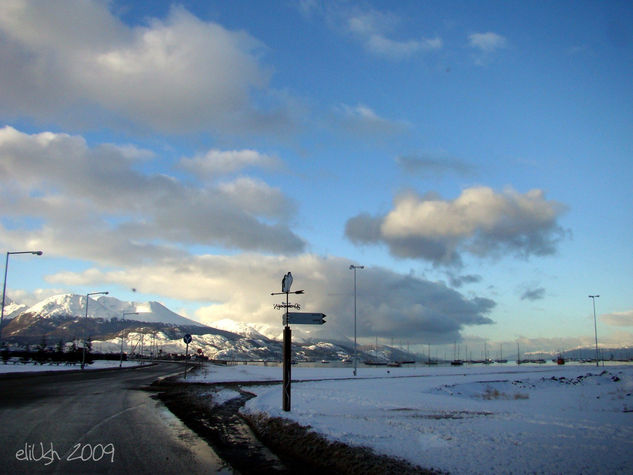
189,363,633,474
0,359,141,374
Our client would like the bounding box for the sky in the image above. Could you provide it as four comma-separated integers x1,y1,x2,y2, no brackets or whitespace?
0,0,632,355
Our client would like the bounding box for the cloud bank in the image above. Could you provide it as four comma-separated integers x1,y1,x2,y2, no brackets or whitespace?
45,254,495,344
0,126,304,262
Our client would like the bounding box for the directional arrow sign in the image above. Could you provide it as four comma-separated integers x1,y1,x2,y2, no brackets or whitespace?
284,312,326,325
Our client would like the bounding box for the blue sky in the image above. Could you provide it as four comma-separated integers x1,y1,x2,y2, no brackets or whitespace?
1,0,631,354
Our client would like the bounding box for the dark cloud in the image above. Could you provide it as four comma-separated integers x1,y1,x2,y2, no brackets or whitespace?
448,273,483,288
395,153,475,178
344,213,383,245
348,268,495,343
520,287,546,301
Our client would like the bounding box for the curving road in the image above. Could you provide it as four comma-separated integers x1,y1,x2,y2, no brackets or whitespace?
0,363,230,474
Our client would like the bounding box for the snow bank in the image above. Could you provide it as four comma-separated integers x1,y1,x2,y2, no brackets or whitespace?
193,363,633,473
0,359,140,374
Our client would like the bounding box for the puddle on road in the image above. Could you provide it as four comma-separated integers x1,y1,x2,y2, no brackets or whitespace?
157,385,291,474
152,398,234,474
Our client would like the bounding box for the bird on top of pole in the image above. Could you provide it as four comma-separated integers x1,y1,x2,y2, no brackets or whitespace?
282,272,293,293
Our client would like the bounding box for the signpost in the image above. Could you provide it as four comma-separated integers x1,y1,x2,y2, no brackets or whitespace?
183,334,192,379
284,312,326,326
272,273,326,412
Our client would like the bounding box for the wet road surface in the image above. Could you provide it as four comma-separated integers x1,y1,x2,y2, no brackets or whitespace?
0,363,230,474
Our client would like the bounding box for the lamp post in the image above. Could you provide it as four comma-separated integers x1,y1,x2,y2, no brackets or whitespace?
349,264,364,376
1,250,43,346
589,295,600,367
120,311,138,368
81,291,109,369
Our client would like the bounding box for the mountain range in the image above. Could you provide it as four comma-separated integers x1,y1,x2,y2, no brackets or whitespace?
1,293,408,363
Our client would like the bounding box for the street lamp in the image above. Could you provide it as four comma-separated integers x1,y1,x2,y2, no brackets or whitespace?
349,264,364,376
589,295,600,367
81,291,109,369
120,311,138,368
1,250,43,346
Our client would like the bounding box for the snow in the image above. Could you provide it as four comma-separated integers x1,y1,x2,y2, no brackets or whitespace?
189,363,633,474
1,296,27,319
98,296,207,327
0,359,140,373
208,318,268,339
26,294,112,319
200,388,243,407
15,293,206,326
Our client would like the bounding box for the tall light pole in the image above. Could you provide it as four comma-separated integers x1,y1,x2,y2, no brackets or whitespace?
120,311,138,368
1,250,43,346
81,291,109,369
589,295,600,367
349,264,364,376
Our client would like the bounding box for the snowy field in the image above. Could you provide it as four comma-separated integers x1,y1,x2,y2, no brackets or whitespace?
0,359,141,373
189,363,633,474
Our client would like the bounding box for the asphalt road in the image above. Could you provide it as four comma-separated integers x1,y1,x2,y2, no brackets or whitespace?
0,363,231,474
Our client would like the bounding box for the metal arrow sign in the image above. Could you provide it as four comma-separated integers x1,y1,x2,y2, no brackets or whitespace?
283,312,326,325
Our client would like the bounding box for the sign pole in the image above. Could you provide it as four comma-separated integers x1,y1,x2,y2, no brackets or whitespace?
185,341,189,379
183,333,192,380
282,288,292,411
283,324,291,412
272,272,323,412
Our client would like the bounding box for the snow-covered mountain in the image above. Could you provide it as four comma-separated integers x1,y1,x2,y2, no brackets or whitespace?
26,294,112,320
96,295,206,327
208,319,273,340
1,296,27,319
3,294,401,363
21,293,205,327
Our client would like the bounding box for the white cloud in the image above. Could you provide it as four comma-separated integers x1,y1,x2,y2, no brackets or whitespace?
602,310,633,327
0,126,305,263
469,32,507,53
365,34,442,59
468,32,508,65
332,103,409,138
0,1,292,134
179,149,281,178
346,186,567,266
299,4,441,60
347,10,442,59
217,177,295,219
347,10,442,60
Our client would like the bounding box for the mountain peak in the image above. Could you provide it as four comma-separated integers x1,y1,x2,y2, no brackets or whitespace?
22,293,206,327
26,293,110,319
1,296,28,320
209,319,270,339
